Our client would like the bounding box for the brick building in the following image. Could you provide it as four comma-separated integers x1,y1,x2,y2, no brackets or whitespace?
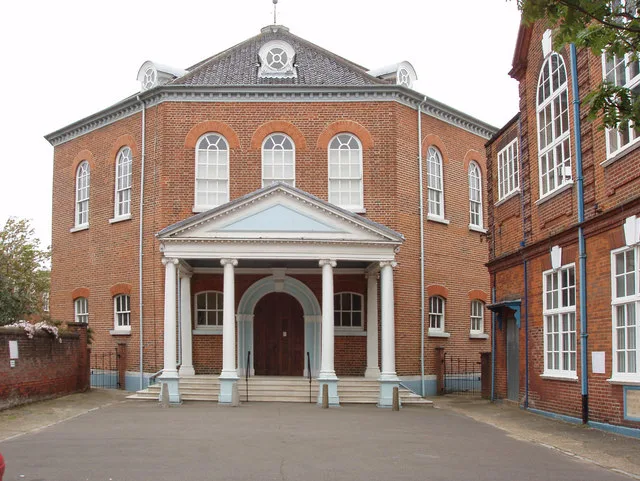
486,20,640,432
46,25,495,405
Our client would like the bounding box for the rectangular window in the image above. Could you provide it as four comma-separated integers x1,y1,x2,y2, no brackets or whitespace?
470,300,484,334
114,295,130,329
543,265,577,377
611,246,640,380
75,297,88,324
195,291,223,327
429,296,445,332
334,292,363,329
497,139,519,201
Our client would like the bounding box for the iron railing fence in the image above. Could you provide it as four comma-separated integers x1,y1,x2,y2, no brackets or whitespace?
443,353,481,396
90,349,120,389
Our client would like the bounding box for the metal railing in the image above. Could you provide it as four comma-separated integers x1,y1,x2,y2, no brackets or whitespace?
245,350,251,402
90,349,120,389
306,352,312,403
443,353,481,396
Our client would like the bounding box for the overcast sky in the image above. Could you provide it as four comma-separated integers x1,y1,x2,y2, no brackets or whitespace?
0,0,522,248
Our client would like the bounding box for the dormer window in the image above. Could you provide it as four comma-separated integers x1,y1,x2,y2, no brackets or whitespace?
142,67,157,90
258,41,296,78
137,61,187,92
397,67,411,87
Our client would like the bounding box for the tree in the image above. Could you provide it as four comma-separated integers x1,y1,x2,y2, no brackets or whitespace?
518,0,640,128
0,218,50,325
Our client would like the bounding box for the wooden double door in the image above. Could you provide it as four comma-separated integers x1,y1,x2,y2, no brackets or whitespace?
254,292,304,376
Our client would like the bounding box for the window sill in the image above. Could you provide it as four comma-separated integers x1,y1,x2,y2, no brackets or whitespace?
109,329,131,336
426,214,450,225
608,378,640,386
469,225,487,234
193,205,221,214
109,214,132,224
335,329,366,336
428,329,450,338
193,328,223,335
540,373,578,382
494,189,521,207
535,181,573,206
469,332,489,339
70,224,89,233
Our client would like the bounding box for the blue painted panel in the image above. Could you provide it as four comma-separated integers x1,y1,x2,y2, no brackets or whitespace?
624,386,640,422
400,379,438,397
219,204,341,232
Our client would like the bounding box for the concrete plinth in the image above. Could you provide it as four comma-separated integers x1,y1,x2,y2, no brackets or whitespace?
378,378,401,409
219,376,239,405
158,373,181,404
317,378,340,407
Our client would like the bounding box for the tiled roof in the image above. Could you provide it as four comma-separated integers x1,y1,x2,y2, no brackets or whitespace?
171,26,386,87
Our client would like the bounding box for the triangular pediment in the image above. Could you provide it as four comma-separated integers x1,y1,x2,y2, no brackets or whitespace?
157,183,403,245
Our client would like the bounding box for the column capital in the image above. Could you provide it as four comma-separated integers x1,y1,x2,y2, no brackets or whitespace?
319,259,337,268
379,260,397,269
179,269,193,279
220,258,238,267
162,257,180,266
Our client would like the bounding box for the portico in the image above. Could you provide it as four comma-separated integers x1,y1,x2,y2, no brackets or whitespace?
156,183,403,407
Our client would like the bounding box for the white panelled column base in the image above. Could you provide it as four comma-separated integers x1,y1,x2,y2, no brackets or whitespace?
159,257,181,404
378,261,400,408
219,258,239,405
317,259,339,407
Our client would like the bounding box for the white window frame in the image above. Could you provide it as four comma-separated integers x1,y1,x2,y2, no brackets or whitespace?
194,291,224,330
75,297,88,324
194,133,229,212
114,294,131,331
611,246,640,382
470,300,484,334
262,133,295,187
536,52,572,199
114,147,133,219
497,138,520,201
429,296,445,333
426,146,444,219
602,52,640,158
42,292,49,313
542,264,577,378
468,162,483,229
333,292,364,331
75,161,90,228
328,133,363,211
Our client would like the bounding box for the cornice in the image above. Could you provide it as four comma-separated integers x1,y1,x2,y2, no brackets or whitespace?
44,86,497,147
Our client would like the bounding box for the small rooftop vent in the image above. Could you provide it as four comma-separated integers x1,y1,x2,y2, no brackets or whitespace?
137,61,188,92
367,61,417,89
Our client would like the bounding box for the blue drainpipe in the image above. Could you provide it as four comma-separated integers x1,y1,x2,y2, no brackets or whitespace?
517,114,529,410
570,43,589,424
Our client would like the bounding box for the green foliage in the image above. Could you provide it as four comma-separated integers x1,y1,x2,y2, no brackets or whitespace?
517,0,640,128
0,218,50,325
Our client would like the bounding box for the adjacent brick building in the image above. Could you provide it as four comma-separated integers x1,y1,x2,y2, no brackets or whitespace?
46,24,495,404
487,20,640,432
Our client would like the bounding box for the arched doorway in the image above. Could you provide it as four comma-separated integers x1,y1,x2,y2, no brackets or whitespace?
254,292,304,376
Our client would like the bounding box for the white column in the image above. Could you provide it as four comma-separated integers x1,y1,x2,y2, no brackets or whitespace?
318,259,339,406
179,271,195,377
378,260,399,408
365,271,380,378
159,257,180,403
219,258,239,404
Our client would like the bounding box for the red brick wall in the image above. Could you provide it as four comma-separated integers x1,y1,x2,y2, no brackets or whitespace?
0,323,89,410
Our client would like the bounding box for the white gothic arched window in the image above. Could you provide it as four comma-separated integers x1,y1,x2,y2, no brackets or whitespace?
262,133,295,186
468,162,483,228
536,52,572,197
114,147,132,218
75,161,90,227
328,133,363,210
195,133,229,209
427,147,444,218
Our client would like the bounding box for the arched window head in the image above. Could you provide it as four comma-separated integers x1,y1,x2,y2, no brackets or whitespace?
75,161,90,227
468,162,483,229
536,52,572,197
429,296,445,332
328,133,363,210
195,133,229,210
262,133,295,187
114,147,132,218
426,147,444,218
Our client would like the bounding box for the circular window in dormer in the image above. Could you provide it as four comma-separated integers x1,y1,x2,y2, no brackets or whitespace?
142,67,157,90
266,47,288,71
398,67,411,88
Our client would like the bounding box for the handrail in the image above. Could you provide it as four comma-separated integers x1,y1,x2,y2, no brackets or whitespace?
149,369,163,385
246,351,251,403
307,352,312,403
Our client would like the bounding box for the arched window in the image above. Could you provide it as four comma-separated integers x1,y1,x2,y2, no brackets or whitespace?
470,300,484,334
427,147,444,218
429,296,445,332
75,161,90,227
75,297,88,324
328,133,363,210
195,133,229,210
536,52,571,197
114,294,130,331
334,292,363,328
468,162,483,228
114,147,132,218
195,291,224,327
262,133,295,186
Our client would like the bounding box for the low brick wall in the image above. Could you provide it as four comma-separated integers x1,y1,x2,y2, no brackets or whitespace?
0,322,90,410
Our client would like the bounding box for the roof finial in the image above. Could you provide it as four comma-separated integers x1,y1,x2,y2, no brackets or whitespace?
273,0,278,25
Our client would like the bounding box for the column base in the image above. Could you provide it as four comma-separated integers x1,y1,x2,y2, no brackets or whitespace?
179,365,195,377
364,367,381,379
218,374,240,405
378,376,401,409
317,376,340,407
158,371,181,404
